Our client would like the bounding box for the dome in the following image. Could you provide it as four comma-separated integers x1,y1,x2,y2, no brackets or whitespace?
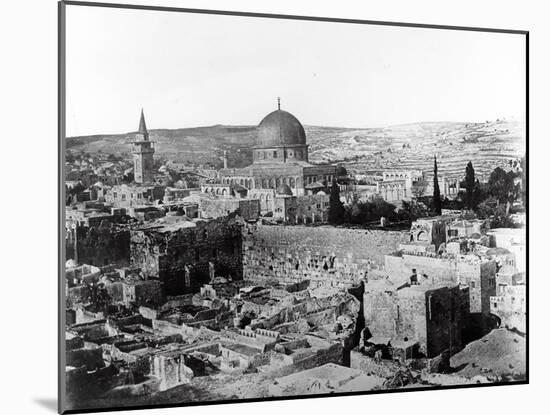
66,259,78,269
276,183,293,196
257,110,306,147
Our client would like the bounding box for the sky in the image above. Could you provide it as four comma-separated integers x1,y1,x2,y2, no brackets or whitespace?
65,5,526,137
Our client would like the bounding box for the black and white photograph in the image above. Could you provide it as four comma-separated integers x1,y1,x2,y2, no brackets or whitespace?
58,1,527,413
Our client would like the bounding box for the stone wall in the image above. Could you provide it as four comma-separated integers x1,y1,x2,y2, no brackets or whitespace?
350,349,401,377
130,217,243,296
260,339,344,378
150,352,195,391
243,223,407,288
73,225,131,268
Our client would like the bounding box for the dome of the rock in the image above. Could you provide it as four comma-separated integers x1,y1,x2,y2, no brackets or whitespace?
256,109,306,147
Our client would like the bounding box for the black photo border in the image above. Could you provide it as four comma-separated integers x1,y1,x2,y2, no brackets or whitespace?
58,1,529,413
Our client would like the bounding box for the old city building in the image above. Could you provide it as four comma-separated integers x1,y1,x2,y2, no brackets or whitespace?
217,101,337,196
363,278,469,358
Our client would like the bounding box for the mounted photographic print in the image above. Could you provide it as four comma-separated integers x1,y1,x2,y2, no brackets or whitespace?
59,1,528,413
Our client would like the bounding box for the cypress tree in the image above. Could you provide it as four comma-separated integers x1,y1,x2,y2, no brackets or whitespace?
433,156,442,215
328,177,345,224
465,161,475,209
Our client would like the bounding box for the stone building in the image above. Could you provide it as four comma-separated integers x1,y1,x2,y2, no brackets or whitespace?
487,228,526,273
272,185,330,224
105,184,165,208
199,196,260,221
217,101,337,196
384,251,496,316
490,282,526,333
363,278,468,358
406,216,456,252
121,278,163,307
130,217,243,296
150,350,195,391
163,187,191,203
376,170,422,202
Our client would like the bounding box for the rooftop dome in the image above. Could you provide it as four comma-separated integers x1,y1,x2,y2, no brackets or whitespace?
276,183,293,196
66,259,78,269
256,109,306,147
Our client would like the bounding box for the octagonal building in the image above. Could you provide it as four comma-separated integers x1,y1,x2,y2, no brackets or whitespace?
217,102,337,201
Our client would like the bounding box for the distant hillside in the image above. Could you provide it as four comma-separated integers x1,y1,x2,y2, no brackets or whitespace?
66,119,525,177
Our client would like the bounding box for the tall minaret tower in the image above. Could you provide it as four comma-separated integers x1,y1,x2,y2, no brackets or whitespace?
132,109,155,184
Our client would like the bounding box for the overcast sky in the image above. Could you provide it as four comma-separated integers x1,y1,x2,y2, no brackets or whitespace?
65,5,526,137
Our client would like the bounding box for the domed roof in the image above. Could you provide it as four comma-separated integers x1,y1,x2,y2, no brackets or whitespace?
66,259,78,269
257,109,306,147
276,183,293,196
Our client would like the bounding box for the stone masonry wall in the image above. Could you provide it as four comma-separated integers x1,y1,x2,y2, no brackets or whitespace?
243,223,407,288
131,217,243,296
74,225,131,268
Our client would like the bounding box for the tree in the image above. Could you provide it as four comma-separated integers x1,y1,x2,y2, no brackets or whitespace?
476,196,518,228
465,161,476,209
400,200,430,223
68,182,85,196
328,177,345,225
487,167,520,214
411,178,428,199
476,196,499,219
472,179,484,209
433,156,442,215
344,196,398,225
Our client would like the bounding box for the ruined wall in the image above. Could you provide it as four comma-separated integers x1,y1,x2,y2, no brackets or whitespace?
131,217,243,296
74,225,131,268
350,349,401,378
243,223,407,288
150,353,194,391
262,341,344,378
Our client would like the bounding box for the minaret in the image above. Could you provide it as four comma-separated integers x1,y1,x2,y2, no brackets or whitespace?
223,150,228,169
433,155,442,215
132,109,155,184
